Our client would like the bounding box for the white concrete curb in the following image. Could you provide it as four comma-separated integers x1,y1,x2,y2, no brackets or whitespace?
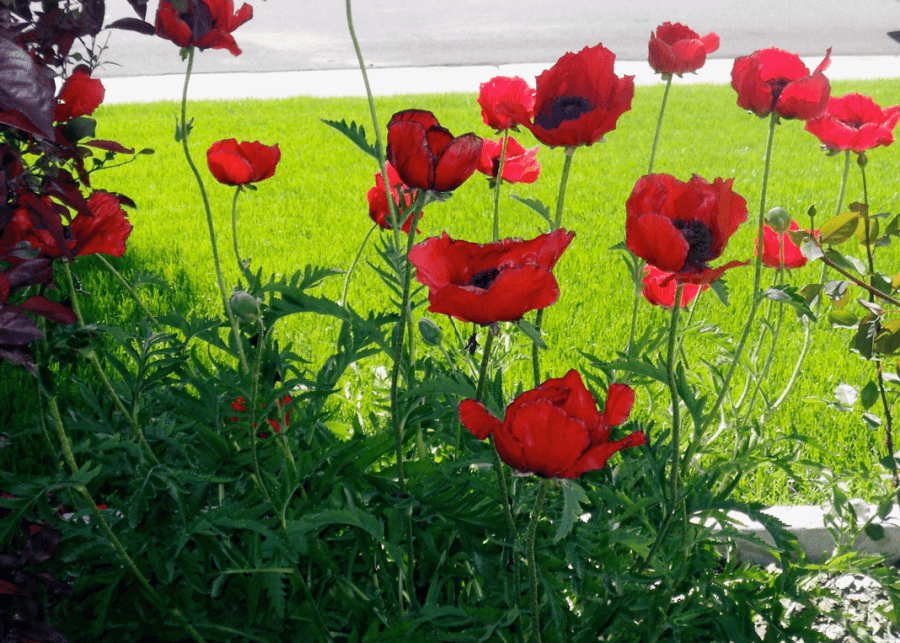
723,503,900,565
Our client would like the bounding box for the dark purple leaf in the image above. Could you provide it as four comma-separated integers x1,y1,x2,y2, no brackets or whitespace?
80,0,106,37
0,36,55,139
107,17,157,36
20,296,77,325
126,0,149,21
3,259,54,295
19,193,72,259
85,138,135,154
0,306,44,345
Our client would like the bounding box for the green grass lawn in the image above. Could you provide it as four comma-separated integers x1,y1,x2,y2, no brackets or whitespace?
13,77,900,504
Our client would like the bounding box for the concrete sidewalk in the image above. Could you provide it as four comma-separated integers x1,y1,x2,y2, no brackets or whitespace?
100,55,900,105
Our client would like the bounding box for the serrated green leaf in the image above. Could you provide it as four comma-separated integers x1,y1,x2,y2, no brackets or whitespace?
516,319,547,349
509,193,552,224
320,118,377,159
709,278,729,306
553,481,589,543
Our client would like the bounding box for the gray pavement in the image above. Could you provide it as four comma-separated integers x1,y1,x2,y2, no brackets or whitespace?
91,0,900,103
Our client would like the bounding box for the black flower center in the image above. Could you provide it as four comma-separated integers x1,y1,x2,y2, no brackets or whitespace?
767,78,790,106
672,219,714,267
534,95,594,130
469,267,501,290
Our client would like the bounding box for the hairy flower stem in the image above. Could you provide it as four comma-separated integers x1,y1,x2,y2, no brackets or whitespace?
96,255,161,330
230,185,250,278
491,134,510,241
666,284,684,511
531,147,575,386
341,222,377,306
388,196,425,612
835,150,851,216
647,74,673,175
38,359,206,643
697,112,777,442
180,48,248,375
62,263,159,465
527,479,550,643
248,319,276,508
473,331,521,603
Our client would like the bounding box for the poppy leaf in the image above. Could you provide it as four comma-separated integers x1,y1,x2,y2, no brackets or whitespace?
819,211,860,245
553,480,589,544
516,319,547,349
321,118,377,160
509,193,552,224
709,279,729,306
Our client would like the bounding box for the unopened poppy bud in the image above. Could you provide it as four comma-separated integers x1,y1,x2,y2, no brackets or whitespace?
766,207,791,233
418,318,444,347
230,291,260,323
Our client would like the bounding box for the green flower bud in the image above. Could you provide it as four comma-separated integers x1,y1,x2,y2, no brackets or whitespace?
230,291,260,324
766,206,791,233
418,317,444,347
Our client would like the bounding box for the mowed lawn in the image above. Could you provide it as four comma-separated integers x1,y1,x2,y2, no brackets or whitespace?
34,77,900,503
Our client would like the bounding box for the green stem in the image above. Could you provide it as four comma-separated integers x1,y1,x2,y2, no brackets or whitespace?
248,318,275,508
699,112,777,436
666,283,683,509
492,134,510,241
179,47,248,374
647,74,673,175
835,150,850,216
341,222,377,306
474,331,495,403
230,185,248,278
95,254,161,330
62,263,159,464
531,147,575,386
527,479,550,643
859,158,875,302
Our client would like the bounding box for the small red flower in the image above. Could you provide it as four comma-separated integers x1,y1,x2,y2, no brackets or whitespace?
805,93,900,153
54,67,105,122
207,139,280,186
731,47,831,120
459,370,646,479
476,136,540,184
758,220,815,269
367,162,419,233
155,0,253,57
641,265,707,308
408,229,574,325
524,43,634,148
230,395,291,438
648,22,720,76
386,109,482,192
625,174,750,285
478,76,535,131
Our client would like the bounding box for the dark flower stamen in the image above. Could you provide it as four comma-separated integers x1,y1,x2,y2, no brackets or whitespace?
534,95,594,130
672,219,714,266
469,267,501,290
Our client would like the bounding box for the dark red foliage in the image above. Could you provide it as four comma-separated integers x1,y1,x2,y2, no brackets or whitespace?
459,370,646,479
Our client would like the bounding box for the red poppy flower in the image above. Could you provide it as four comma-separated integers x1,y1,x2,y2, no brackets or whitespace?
758,220,816,269
731,47,831,120
805,93,900,153
524,43,634,148
230,394,291,438
476,136,540,184
648,22,719,76
155,0,253,57
459,370,646,479
207,139,280,186
367,162,419,233
478,76,535,131
641,265,707,308
386,109,482,192
54,67,105,122
625,173,750,285
0,192,132,259
408,229,574,325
